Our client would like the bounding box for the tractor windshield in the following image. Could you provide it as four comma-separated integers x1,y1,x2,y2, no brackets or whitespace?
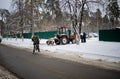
57,28,69,35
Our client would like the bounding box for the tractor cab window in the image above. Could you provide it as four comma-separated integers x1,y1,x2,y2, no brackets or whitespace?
57,28,69,35
62,28,67,34
57,28,61,34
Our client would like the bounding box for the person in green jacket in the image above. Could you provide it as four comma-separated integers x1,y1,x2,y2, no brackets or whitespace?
32,35,40,54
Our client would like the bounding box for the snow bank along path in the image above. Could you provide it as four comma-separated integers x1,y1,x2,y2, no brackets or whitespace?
2,38,120,63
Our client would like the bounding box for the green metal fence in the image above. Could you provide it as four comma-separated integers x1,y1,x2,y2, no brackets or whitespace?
99,29,120,42
23,31,57,39
3,30,73,39
3,31,57,39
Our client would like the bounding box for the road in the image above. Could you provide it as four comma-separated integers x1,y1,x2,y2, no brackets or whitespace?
0,44,120,79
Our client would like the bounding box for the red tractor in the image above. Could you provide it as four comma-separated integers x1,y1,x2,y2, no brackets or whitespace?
46,26,76,45
54,26,76,45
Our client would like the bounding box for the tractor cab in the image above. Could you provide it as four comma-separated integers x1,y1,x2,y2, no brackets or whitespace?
57,26,70,36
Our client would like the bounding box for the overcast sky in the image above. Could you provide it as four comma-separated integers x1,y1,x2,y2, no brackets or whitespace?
0,0,11,10
0,0,119,15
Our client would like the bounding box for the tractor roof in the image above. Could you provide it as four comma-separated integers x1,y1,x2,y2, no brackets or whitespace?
57,26,67,29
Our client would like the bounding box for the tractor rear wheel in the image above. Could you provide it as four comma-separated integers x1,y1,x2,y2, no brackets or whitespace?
61,37,68,45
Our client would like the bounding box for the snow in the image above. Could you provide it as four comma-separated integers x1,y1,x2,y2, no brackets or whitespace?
2,37,120,62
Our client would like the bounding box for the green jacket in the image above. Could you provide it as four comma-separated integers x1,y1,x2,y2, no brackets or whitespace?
32,36,39,45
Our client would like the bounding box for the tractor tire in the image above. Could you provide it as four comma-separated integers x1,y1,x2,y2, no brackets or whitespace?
0,39,1,43
72,39,76,44
61,37,68,45
55,39,60,45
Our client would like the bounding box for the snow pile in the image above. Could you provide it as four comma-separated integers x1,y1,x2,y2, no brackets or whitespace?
2,38,120,62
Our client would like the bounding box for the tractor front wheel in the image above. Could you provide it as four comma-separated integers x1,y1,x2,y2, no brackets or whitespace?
0,39,2,43
72,39,76,44
55,39,60,45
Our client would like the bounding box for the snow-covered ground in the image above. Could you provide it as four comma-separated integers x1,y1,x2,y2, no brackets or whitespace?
2,38,120,62
2,38,120,63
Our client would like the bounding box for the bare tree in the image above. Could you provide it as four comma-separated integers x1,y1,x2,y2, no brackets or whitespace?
12,0,25,38
11,0,44,36
107,0,120,28
0,9,10,36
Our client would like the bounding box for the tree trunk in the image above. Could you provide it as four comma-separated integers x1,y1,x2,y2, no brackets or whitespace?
31,0,34,37
19,0,24,40
0,20,4,36
79,0,85,34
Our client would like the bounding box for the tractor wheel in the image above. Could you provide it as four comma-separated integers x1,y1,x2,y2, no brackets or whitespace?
61,37,68,45
0,39,1,43
72,39,76,44
55,39,60,45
